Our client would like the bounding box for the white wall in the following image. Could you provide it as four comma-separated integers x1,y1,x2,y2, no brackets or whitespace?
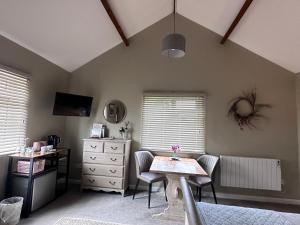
65,16,300,199
296,74,300,181
0,35,71,199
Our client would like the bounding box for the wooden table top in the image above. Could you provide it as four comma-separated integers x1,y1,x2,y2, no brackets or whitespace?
9,148,69,159
150,156,208,176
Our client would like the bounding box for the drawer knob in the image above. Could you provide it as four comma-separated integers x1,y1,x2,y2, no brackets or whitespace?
109,169,117,173
90,156,96,160
109,181,116,185
90,145,97,149
88,179,95,183
111,146,118,150
110,158,117,162
89,168,96,172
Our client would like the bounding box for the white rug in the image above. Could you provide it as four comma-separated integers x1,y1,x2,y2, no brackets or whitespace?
55,217,129,225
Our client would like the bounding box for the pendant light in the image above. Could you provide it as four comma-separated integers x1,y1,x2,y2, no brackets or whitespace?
161,0,186,58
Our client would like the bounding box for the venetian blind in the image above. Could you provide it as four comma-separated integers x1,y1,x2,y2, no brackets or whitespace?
141,94,206,152
0,67,29,154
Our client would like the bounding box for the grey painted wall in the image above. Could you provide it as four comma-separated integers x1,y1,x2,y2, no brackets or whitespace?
65,15,300,199
0,35,71,199
296,74,300,181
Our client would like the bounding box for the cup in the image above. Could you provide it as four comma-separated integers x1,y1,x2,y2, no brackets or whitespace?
47,145,53,151
20,147,26,154
41,146,47,154
26,147,33,156
32,142,41,152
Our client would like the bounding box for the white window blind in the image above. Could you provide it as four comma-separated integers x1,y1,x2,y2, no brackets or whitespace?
0,67,29,154
141,93,206,152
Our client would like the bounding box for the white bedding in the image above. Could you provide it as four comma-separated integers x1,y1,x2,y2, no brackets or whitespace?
282,212,300,225
197,202,300,225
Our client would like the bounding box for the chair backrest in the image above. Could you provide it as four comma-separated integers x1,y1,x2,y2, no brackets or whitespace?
134,151,154,176
197,154,219,181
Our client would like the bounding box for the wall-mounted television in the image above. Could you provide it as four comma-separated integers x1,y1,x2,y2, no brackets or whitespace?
53,92,93,117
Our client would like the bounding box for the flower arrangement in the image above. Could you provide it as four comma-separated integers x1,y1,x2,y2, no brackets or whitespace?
119,121,130,139
171,144,180,159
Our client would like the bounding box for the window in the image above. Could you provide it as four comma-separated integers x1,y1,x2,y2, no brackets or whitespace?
141,93,206,152
0,66,29,154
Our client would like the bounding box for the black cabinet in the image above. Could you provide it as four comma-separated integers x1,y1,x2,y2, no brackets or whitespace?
5,148,71,217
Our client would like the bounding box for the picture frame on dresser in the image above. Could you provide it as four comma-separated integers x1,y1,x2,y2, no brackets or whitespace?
81,138,131,196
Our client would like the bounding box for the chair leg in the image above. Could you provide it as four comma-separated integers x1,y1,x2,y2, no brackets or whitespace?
211,183,217,204
198,187,202,202
163,180,167,202
132,179,140,200
148,183,152,209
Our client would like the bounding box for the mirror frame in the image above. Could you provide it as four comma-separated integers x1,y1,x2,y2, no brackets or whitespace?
103,100,127,124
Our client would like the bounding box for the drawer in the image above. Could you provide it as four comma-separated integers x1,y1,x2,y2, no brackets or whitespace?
82,175,123,189
82,164,124,178
83,141,103,153
83,152,124,166
104,142,125,154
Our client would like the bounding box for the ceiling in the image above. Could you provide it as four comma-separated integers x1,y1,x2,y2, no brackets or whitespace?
0,0,299,73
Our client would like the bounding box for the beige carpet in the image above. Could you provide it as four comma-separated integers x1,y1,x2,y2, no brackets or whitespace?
55,217,129,225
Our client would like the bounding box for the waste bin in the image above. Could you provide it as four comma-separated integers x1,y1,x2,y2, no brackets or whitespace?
0,197,23,225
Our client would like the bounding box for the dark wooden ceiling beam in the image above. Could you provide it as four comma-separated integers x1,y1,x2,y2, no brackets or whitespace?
100,0,129,46
220,0,254,44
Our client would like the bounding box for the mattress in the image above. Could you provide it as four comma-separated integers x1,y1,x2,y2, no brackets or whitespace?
197,202,300,225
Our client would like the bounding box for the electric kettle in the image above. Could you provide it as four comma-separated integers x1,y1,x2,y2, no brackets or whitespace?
47,135,61,148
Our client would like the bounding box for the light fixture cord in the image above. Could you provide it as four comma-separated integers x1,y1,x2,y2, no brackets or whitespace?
173,0,176,33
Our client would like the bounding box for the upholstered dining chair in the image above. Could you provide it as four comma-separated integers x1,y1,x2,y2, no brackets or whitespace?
132,150,167,208
188,154,220,204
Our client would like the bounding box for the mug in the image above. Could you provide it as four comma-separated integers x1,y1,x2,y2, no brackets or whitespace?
20,147,26,154
32,142,41,152
40,146,47,154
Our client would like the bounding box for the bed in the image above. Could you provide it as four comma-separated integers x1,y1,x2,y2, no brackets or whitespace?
197,202,300,225
180,177,300,225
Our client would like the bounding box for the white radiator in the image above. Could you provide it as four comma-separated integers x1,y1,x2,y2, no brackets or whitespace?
220,155,281,191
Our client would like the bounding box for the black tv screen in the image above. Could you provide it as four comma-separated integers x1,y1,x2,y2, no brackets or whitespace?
53,92,93,117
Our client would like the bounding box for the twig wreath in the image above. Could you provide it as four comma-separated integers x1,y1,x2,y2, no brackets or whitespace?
228,90,271,130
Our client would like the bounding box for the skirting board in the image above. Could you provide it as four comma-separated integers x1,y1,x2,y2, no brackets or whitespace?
70,179,163,192
70,179,300,205
201,191,300,206
128,184,162,192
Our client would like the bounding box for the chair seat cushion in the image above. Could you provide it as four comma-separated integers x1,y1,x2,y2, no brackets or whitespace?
189,176,212,187
139,172,166,183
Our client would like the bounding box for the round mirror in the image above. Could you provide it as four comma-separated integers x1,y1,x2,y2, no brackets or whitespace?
103,100,127,124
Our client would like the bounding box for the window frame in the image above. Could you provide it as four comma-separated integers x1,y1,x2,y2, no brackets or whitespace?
0,65,30,156
140,91,207,154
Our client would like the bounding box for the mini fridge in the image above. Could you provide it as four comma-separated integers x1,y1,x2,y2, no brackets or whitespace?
11,170,57,212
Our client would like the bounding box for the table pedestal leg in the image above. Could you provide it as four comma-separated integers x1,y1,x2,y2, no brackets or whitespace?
153,174,187,221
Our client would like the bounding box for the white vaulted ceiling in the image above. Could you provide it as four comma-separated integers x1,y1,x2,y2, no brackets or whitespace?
178,0,300,74
0,0,173,72
0,0,300,73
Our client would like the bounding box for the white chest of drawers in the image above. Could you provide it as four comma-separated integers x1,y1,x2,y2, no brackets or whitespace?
81,138,131,196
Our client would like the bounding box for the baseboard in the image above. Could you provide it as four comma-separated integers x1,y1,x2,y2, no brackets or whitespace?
202,191,300,206
129,184,161,192
69,180,163,192
69,179,300,205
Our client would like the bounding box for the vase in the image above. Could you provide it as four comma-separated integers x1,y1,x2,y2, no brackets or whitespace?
170,152,180,161
121,132,126,140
